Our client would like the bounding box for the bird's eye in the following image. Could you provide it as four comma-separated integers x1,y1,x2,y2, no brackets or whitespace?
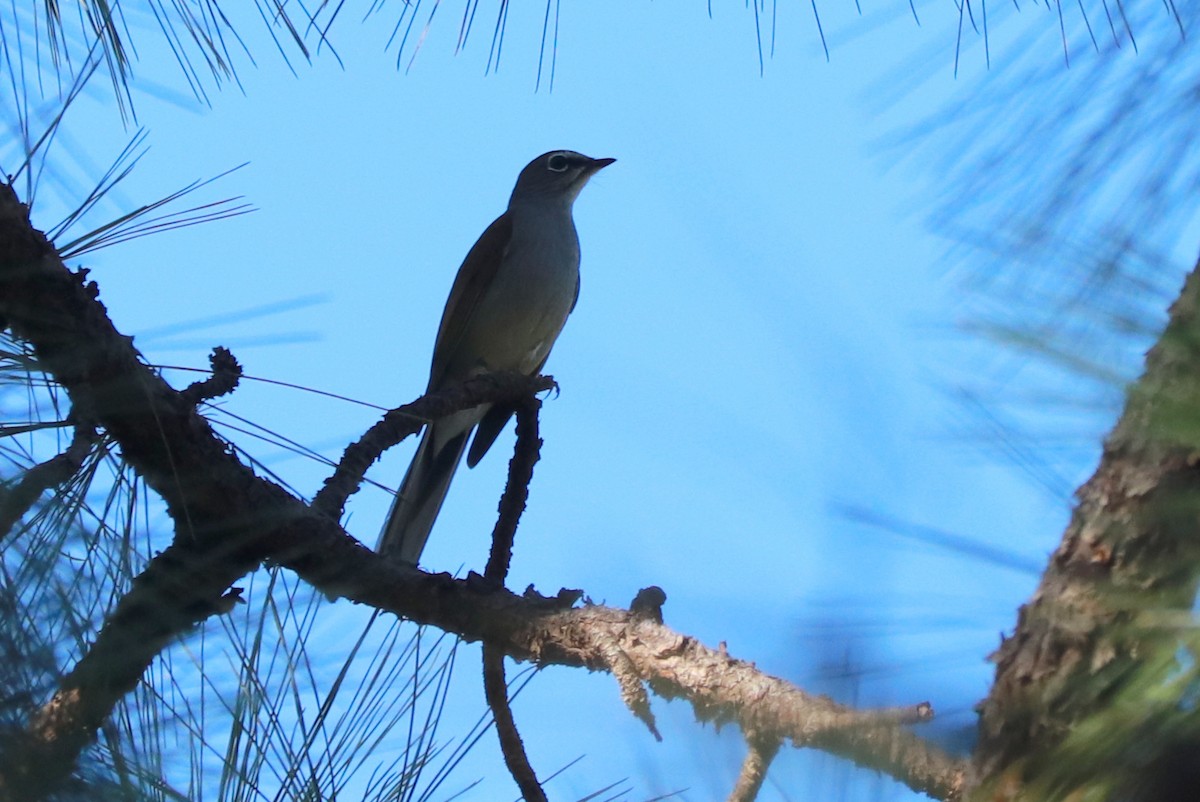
547,154,570,172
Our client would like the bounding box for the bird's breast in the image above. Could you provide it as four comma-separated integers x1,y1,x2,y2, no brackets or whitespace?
463,210,580,375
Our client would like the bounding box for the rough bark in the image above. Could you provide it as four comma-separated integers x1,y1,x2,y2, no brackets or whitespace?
974,256,1200,796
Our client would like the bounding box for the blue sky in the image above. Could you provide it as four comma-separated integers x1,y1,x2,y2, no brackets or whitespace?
10,1,1173,799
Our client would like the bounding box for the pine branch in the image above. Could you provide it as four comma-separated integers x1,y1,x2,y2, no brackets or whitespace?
485,398,541,583
178,346,243,405
480,397,545,798
729,733,780,802
482,646,546,802
0,419,97,543
0,180,966,801
312,373,552,523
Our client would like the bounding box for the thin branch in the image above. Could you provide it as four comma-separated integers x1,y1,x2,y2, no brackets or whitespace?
0,419,97,544
311,373,553,522
178,346,242,406
485,398,541,583
479,396,546,795
482,645,546,802
728,733,780,802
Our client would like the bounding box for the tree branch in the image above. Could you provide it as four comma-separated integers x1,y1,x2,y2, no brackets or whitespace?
0,420,97,544
485,397,542,582
480,394,546,798
482,646,547,802
312,372,553,522
729,733,780,802
0,180,966,801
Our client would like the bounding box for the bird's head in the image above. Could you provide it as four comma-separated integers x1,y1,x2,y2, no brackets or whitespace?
510,150,616,207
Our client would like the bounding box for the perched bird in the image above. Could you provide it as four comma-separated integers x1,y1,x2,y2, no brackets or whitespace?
378,150,615,565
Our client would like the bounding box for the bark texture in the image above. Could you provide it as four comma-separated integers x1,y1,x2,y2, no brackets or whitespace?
974,257,1200,795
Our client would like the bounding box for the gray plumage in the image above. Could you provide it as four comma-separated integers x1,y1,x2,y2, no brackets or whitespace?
377,150,614,565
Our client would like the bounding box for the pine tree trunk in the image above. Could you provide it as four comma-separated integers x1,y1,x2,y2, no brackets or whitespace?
973,254,1200,799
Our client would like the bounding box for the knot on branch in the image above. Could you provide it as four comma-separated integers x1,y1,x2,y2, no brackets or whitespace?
212,586,246,616
69,267,99,299
524,585,583,610
630,585,667,623
180,346,243,405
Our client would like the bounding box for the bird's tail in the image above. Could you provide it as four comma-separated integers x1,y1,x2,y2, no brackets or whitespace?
377,415,474,564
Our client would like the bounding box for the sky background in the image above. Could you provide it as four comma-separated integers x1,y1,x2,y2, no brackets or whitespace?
7,1,1195,799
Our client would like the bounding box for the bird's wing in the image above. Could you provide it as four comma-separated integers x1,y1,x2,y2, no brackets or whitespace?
428,212,513,389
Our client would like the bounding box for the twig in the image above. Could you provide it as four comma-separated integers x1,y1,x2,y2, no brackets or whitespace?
479,398,545,796
0,420,97,544
312,372,554,522
483,644,547,802
179,346,242,405
485,397,542,583
728,733,781,802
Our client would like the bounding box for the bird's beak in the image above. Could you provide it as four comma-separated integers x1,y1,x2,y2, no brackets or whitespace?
588,157,617,173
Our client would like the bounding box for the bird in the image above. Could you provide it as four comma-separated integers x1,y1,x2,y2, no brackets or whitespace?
377,150,615,565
